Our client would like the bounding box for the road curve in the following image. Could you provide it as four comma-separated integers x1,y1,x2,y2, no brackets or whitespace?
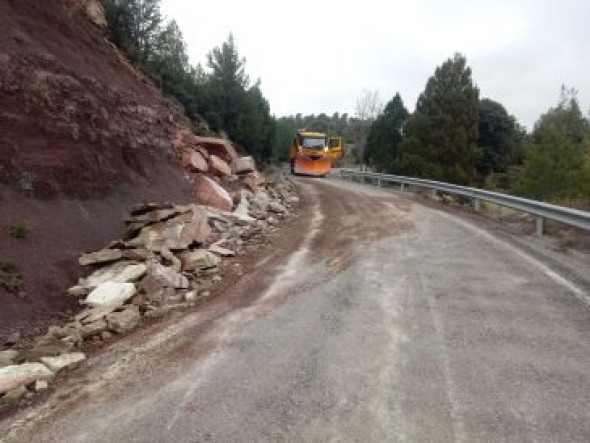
2,177,589,442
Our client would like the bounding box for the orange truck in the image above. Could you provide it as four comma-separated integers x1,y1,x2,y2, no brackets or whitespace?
289,129,343,176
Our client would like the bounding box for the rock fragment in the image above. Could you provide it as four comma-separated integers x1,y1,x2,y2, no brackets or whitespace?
106,306,141,333
179,250,221,271
84,282,136,308
193,175,233,212
149,263,189,289
79,249,122,266
0,363,54,395
40,352,86,373
208,154,232,177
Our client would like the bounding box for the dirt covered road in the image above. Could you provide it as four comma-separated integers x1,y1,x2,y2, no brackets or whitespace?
2,177,589,442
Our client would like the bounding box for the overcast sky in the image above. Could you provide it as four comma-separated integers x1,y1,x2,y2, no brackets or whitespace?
160,0,590,129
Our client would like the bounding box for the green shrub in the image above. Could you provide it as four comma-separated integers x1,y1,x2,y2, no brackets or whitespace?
8,219,29,239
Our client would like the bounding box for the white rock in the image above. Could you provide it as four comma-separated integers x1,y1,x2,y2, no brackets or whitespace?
80,262,147,290
67,285,89,297
35,379,49,391
234,156,256,174
233,196,254,221
84,282,136,308
0,363,54,395
184,291,198,302
40,352,86,372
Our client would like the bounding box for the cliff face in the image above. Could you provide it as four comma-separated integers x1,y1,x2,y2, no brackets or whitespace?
0,0,197,339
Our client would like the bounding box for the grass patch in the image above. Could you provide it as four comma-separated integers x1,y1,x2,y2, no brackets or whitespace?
7,219,29,239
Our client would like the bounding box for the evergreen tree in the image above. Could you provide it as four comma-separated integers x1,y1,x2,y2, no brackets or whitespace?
102,0,162,65
200,35,275,161
364,93,409,172
516,87,590,202
476,98,524,176
401,53,480,184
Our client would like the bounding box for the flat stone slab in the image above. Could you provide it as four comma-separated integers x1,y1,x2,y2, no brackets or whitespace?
40,352,86,373
0,363,54,395
84,282,136,308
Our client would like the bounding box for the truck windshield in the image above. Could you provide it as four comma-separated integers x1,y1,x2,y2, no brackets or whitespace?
300,137,326,149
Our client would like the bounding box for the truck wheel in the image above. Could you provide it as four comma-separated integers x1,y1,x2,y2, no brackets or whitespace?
290,160,295,174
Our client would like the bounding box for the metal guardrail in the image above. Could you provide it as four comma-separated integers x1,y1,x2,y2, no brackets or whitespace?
338,169,590,235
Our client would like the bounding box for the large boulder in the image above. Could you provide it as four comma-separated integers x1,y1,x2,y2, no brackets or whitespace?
128,206,211,252
194,136,238,168
182,149,209,173
84,282,136,308
75,262,147,292
208,155,232,177
0,363,54,395
193,175,233,212
235,156,256,174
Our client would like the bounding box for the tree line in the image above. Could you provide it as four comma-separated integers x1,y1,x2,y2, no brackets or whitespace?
101,0,274,163
363,54,590,204
100,1,589,204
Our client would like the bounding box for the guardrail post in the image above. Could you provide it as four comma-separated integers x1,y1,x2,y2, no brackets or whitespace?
400,182,405,193
377,178,382,187
535,217,544,236
474,198,481,211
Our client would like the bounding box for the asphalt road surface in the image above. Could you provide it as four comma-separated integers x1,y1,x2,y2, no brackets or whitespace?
2,177,589,442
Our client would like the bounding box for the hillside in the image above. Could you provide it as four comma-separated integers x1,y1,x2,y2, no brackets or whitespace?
0,0,244,341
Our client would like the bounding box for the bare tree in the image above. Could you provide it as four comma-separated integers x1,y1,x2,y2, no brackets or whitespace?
355,89,383,121
352,90,383,169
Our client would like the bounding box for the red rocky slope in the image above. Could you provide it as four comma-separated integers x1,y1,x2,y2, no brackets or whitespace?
0,0,261,342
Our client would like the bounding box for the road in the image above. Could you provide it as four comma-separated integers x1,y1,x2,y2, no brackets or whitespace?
2,177,590,442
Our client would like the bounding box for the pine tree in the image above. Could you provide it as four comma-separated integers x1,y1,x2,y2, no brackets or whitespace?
364,93,409,172
401,53,480,184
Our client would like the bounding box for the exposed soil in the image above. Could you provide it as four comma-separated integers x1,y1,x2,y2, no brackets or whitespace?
0,0,198,341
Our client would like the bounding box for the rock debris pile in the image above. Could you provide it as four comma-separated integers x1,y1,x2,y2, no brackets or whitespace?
0,157,298,406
